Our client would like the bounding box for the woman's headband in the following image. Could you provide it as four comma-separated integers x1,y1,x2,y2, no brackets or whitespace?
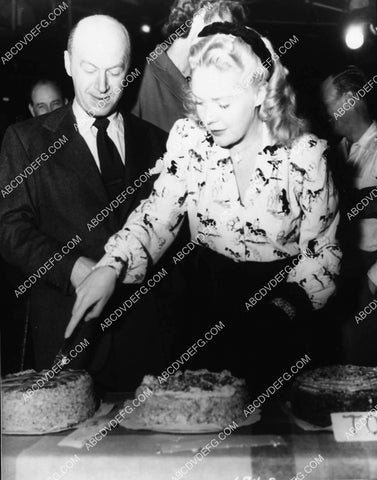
197,22,274,79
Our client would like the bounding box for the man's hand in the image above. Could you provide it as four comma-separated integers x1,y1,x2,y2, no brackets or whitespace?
70,256,96,289
65,266,118,338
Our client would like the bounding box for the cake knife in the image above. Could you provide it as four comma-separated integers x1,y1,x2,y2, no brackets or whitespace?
52,319,86,370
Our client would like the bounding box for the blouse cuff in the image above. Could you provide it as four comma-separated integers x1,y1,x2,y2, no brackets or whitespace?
94,253,127,279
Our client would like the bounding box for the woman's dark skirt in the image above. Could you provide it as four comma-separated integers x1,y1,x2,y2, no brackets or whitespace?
177,246,313,395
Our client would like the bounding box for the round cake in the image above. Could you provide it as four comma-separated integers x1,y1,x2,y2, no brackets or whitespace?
291,365,377,427
2,369,96,433
133,369,250,427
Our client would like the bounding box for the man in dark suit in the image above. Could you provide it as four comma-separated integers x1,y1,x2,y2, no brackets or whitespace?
0,15,172,390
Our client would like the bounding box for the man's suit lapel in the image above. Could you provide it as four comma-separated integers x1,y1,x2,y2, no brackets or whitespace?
43,105,109,206
43,106,161,231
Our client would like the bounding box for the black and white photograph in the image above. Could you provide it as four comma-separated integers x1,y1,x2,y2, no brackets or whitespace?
1,0,377,479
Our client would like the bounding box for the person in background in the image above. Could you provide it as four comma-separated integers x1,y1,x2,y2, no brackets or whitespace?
28,78,68,117
322,66,377,365
68,22,341,392
0,15,171,391
132,0,248,133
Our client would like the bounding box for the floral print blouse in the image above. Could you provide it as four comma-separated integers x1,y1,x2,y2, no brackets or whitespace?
97,118,341,310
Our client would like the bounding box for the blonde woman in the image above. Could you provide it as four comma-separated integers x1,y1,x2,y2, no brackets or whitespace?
67,23,341,388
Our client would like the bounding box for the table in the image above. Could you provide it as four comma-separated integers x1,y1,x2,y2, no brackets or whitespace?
3,397,377,480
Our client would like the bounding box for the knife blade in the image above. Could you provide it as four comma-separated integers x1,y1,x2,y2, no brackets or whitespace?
51,320,86,370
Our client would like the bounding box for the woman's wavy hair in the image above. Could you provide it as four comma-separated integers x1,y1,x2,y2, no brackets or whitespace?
163,0,248,38
186,32,308,145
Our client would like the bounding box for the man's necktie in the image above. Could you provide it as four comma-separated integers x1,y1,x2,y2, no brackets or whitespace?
94,117,124,200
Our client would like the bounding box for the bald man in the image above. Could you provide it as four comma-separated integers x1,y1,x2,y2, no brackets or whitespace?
0,15,172,390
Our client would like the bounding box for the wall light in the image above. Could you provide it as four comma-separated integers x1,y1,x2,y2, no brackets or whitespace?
343,0,376,49
140,23,151,34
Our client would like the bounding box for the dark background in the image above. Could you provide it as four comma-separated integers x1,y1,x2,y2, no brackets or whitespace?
0,0,376,131
1,0,377,374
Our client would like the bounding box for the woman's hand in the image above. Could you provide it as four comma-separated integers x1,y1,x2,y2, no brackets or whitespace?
65,266,118,338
